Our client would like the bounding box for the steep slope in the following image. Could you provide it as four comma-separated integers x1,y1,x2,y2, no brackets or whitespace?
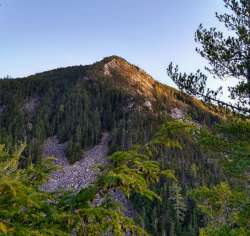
1,56,247,236
0,56,220,164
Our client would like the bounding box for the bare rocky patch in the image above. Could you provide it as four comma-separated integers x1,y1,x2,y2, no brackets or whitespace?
103,58,156,98
42,136,68,166
41,132,136,219
110,190,135,218
41,133,110,192
171,107,185,119
143,100,153,111
104,59,119,76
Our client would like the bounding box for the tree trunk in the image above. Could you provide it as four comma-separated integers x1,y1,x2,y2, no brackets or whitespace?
248,0,250,105
247,59,250,106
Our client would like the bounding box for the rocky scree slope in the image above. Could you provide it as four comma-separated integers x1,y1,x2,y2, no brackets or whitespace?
40,133,109,192
40,132,135,218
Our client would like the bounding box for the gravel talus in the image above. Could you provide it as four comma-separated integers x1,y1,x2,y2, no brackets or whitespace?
41,133,110,192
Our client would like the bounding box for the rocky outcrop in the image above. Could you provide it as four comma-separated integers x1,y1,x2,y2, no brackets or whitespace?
110,190,135,218
104,59,120,76
171,107,185,119
102,57,156,98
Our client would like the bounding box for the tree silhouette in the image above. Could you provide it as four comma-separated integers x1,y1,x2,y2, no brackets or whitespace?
168,0,250,115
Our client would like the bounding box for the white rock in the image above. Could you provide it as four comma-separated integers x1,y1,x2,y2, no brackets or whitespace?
144,100,152,111
171,108,185,119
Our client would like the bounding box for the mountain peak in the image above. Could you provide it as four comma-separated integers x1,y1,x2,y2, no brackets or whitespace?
101,55,128,63
95,56,157,97
99,55,144,74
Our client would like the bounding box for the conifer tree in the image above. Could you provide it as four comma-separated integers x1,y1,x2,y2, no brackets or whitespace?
168,0,250,114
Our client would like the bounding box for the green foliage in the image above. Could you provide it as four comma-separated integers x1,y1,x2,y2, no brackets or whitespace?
1,115,249,236
0,137,171,235
0,145,71,235
199,225,249,236
76,206,148,236
199,119,250,179
188,118,250,235
190,183,250,235
130,120,201,236
130,118,250,236
0,144,26,177
101,150,166,200
168,0,250,114
169,183,187,223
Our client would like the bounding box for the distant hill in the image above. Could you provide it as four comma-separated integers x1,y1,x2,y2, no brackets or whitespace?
0,56,220,163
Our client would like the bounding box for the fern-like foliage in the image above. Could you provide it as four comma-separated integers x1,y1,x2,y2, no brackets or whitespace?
190,118,250,235
199,118,250,180
190,182,250,236
0,136,171,235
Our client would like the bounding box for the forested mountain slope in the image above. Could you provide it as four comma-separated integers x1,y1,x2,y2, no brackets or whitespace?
0,56,220,164
0,56,249,236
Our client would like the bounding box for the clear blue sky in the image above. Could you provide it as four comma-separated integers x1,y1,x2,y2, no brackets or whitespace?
0,0,224,88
